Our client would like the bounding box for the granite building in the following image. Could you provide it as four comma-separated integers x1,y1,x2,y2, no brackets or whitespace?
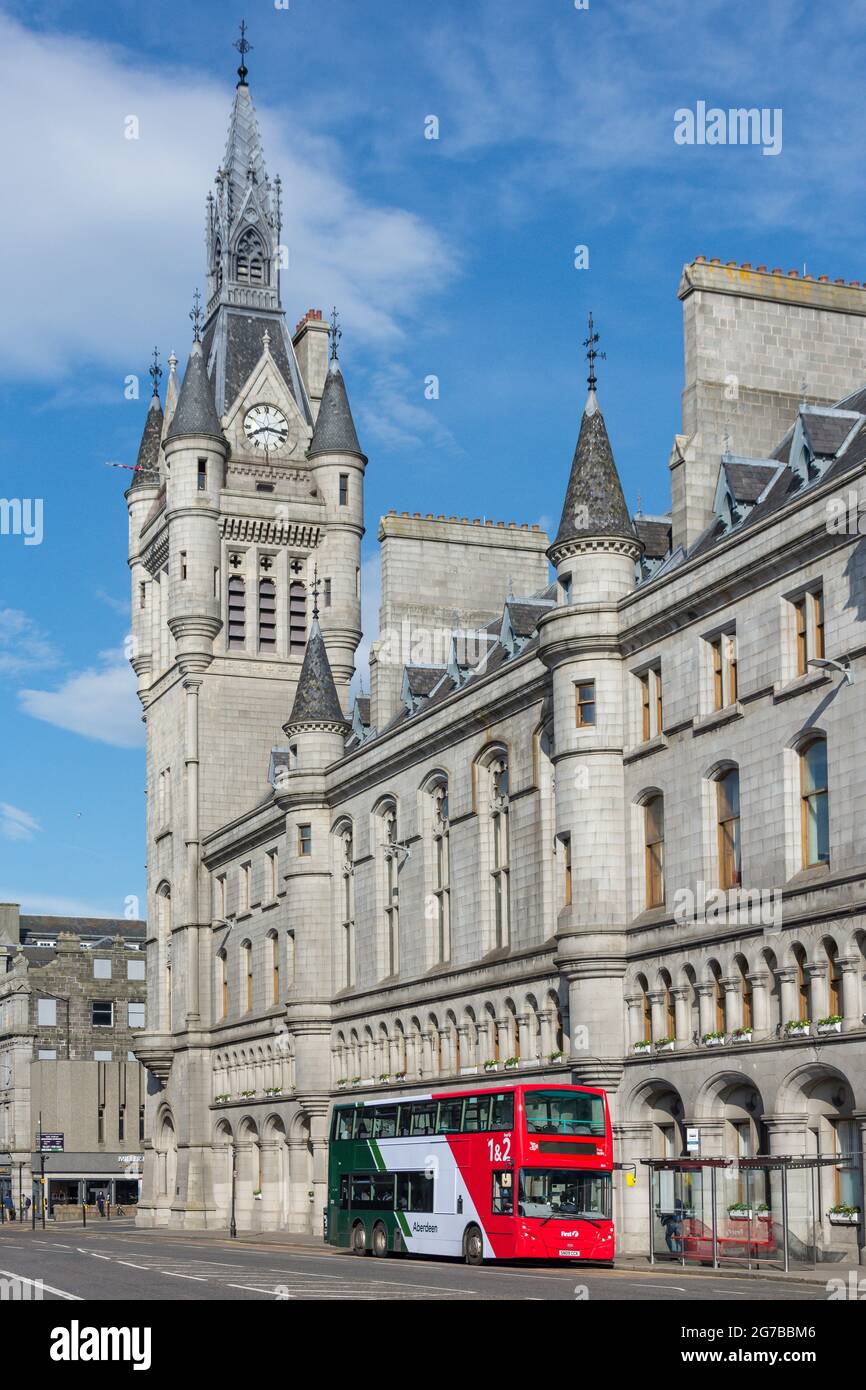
127,53,866,1260
0,904,148,1214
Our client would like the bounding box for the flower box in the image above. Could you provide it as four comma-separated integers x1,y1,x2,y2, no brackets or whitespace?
483,1062,499,1072
731,1029,752,1043
785,1022,810,1038
702,1033,725,1047
547,1051,566,1064
817,1019,842,1036
503,1058,520,1071
829,1207,861,1226
239,1090,256,1098
656,1039,676,1054
632,1042,652,1055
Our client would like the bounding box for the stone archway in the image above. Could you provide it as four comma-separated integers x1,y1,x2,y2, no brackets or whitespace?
260,1113,289,1229
212,1119,233,1226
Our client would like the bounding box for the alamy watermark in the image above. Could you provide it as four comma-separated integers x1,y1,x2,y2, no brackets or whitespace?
674,102,782,157
0,498,43,546
672,882,782,930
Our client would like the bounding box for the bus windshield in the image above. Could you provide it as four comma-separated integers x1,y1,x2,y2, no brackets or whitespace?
523,1089,605,1137
518,1169,612,1220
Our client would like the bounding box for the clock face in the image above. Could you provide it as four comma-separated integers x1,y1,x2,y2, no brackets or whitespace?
243,404,289,454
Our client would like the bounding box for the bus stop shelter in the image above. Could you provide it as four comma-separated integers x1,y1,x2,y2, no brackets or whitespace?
641,1154,862,1272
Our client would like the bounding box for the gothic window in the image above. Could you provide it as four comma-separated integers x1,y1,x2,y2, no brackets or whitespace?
227,574,246,649
636,974,652,1043
644,794,665,908
379,804,400,978
431,781,451,965
289,581,307,652
235,228,266,286
242,940,253,1013
709,960,726,1033
715,767,741,888
213,238,223,290
800,736,829,866
489,757,510,949
735,955,752,1030
258,578,276,651
217,949,228,1019
339,826,355,989
268,931,280,1006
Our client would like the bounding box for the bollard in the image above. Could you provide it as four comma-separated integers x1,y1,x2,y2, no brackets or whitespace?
82,1203,86,1228
106,1201,111,1222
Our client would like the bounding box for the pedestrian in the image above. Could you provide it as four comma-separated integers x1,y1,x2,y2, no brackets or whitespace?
96,1191,105,1218
4,1193,16,1222
24,1196,31,1214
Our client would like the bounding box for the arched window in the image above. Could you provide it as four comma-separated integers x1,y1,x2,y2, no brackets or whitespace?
227,574,246,650
800,737,829,866
217,949,228,1020
235,227,265,285
636,974,652,1043
793,944,810,1022
716,768,741,888
213,237,223,291
644,794,665,908
242,940,253,1013
289,581,307,653
338,824,355,989
709,960,726,1032
268,931,280,1006
489,756,510,948
431,780,451,964
258,578,276,651
378,804,399,978
825,939,841,1017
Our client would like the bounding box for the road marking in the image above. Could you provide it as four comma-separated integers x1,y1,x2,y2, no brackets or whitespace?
620,1282,688,1292
91,1254,111,1261
161,1271,207,1281
228,1283,288,1296
116,1260,150,1270
0,1267,82,1301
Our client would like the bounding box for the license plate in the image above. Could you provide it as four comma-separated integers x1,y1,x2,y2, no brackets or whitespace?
558,1249,581,1257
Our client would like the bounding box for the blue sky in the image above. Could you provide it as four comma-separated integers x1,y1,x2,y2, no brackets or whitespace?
2,0,866,918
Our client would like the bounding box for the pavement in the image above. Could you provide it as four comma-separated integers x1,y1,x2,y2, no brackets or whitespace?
0,1219,842,1301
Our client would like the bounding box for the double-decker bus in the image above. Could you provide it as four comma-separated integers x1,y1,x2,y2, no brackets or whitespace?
324,1082,613,1264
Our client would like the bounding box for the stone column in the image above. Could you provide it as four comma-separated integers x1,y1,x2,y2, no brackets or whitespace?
671,988,690,1043
477,1019,494,1066
778,966,798,1027
723,977,741,1033
259,1141,284,1230
183,676,202,1025
457,1025,473,1071
517,1013,531,1063
421,1031,435,1076
805,961,829,1023
697,983,716,1038
438,1028,451,1076
625,997,643,1049
539,1009,553,1058
748,971,770,1034
649,991,666,1042
838,957,861,1032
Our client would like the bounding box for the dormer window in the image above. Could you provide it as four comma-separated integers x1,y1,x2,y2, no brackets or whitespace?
235,228,266,286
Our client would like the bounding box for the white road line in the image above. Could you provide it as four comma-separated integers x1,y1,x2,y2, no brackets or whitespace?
0,1267,82,1301
161,1271,208,1281
621,1282,688,1292
116,1260,150,1270
91,1254,111,1261
228,1283,287,1295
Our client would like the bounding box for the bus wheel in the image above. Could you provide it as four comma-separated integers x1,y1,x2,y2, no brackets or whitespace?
350,1221,367,1255
372,1222,389,1258
463,1224,484,1266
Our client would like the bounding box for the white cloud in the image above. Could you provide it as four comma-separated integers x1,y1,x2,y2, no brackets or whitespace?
19,648,143,749
0,608,59,677
0,14,456,383
0,803,40,842
357,361,461,453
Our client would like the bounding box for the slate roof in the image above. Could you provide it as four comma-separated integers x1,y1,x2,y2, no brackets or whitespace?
506,600,552,638
221,82,269,223
634,517,672,558
802,411,856,458
202,309,310,419
723,460,777,503
355,696,370,726
165,340,224,441
405,666,446,697
285,620,348,729
130,393,163,488
308,362,364,458
553,392,638,549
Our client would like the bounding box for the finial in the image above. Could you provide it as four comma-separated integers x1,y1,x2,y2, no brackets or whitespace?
148,347,162,398
234,18,252,86
190,288,203,342
262,328,271,352
311,564,321,622
168,350,178,372
722,429,732,456
328,306,342,364
635,491,642,517
583,311,605,393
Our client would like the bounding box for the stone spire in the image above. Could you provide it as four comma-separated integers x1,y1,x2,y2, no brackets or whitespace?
284,619,349,733
550,390,638,559
308,316,364,460
130,391,164,489
165,338,224,442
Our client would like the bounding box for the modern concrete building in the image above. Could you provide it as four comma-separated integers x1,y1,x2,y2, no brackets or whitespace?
0,905,148,1215
126,51,866,1261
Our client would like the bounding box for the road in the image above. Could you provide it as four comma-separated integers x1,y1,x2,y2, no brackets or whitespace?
0,1221,829,1301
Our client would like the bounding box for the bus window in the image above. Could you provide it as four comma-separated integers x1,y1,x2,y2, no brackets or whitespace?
410,1103,437,1136
351,1175,374,1206
489,1093,514,1131
339,1174,350,1209
492,1170,513,1215
353,1111,371,1139
371,1106,398,1138
462,1094,490,1132
351,1173,395,1208
437,1099,463,1134
397,1171,434,1213
333,1108,354,1141
396,1105,412,1137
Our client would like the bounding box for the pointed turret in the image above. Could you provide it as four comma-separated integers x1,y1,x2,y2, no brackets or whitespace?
308,358,365,459
163,351,179,432
131,392,164,489
284,617,349,735
165,338,224,443
550,390,636,556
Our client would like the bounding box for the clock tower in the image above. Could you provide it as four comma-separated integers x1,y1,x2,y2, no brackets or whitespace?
126,34,365,1221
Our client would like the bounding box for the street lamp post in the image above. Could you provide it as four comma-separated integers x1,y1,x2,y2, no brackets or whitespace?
230,1139,238,1239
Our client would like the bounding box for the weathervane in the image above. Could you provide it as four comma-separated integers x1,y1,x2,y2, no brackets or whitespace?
311,564,321,621
149,347,162,398
234,19,252,86
190,288,203,342
583,312,605,392
328,306,342,364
